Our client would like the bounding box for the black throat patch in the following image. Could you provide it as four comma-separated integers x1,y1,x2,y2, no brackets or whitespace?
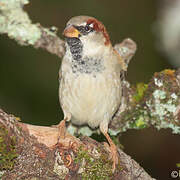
65,37,104,74
66,37,83,60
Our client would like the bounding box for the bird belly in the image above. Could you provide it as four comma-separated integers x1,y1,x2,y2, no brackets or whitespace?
59,72,121,129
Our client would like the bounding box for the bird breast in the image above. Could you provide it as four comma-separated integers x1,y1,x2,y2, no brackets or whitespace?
59,60,122,129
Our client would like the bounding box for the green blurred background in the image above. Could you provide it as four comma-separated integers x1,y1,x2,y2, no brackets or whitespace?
0,0,179,179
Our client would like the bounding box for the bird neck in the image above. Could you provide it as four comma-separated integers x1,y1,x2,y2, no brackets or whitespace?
65,38,105,74
65,37,83,61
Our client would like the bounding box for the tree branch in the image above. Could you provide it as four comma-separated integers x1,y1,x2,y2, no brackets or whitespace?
0,109,155,179
110,69,180,135
0,0,65,58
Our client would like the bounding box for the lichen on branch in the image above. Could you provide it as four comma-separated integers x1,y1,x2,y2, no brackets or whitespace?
0,109,155,179
111,69,180,135
0,0,65,57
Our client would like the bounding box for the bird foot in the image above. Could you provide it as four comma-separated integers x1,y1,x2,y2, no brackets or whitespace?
110,143,118,173
103,142,119,173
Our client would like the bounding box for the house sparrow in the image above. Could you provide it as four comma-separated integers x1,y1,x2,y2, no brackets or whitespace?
58,16,127,172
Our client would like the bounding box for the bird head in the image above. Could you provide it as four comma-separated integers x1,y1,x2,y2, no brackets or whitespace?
63,16,110,46
63,16,112,61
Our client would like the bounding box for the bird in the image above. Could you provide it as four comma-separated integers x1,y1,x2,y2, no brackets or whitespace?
58,15,127,172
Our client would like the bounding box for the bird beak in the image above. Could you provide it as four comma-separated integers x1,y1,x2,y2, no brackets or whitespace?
63,25,80,38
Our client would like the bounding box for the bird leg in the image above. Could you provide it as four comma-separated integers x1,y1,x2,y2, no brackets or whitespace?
57,118,66,140
100,123,118,173
52,112,71,142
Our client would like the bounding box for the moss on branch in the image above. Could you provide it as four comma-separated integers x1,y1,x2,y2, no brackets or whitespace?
0,125,18,171
110,69,180,135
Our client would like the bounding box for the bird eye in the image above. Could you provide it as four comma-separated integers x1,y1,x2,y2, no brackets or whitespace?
74,24,93,35
85,25,91,32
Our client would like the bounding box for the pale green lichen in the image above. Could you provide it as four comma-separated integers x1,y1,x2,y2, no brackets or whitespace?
157,121,180,134
154,78,163,87
171,93,178,100
67,124,78,135
145,87,180,133
153,89,166,100
68,125,122,137
0,0,29,10
67,124,96,137
0,0,41,45
147,90,176,121
111,70,180,134
43,27,58,37
53,151,69,179
78,126,94,136
0,170,5,179
75,147,113,179
108,128,120,136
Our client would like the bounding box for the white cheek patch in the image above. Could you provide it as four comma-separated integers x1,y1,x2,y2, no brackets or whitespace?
89,23,94,28
80,32,106,57
79,22,86,26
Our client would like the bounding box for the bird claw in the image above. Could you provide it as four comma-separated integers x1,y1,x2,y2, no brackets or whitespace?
110,144,118,173
103,141,119,173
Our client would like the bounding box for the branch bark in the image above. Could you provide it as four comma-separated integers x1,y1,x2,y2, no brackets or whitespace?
110,68,180,135
0,109,155,180
0,0,65,58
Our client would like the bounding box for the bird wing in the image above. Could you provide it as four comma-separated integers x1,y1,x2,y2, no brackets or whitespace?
114,49,127,72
